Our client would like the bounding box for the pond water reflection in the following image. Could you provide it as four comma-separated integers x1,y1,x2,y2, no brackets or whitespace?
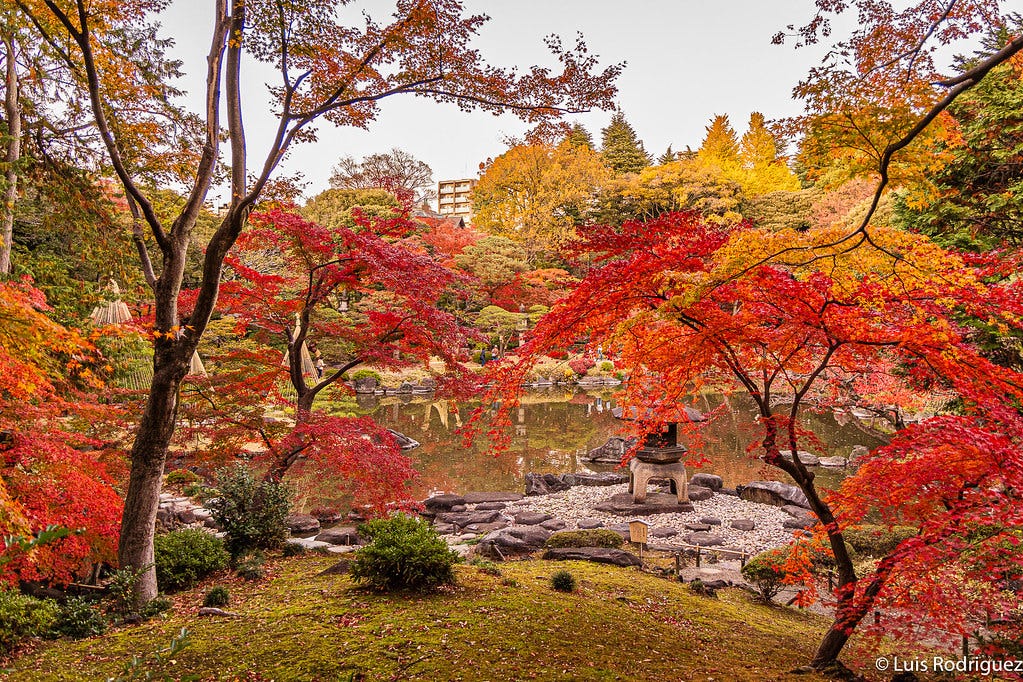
357,389,887,499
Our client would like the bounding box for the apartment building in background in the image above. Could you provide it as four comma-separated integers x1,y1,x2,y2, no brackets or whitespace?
437,178,476,222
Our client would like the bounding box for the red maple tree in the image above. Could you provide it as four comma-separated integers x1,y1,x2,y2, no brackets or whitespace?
177,207,480,512
502,211,1023,670
0,278,124,585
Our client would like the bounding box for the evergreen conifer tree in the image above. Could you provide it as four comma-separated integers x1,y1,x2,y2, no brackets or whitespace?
600,109,651,174
658,145,677,165
565,123,595,150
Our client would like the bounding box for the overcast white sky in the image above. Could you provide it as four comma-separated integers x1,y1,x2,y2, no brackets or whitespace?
159,1,840,201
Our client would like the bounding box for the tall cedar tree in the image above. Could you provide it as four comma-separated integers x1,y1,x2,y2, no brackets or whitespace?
496,212,1023,671
13,0,620,606
600,109,650,174
565,122,594,150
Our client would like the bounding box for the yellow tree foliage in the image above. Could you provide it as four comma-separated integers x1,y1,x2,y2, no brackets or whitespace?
596,158,744,226
696,114,741,172
738,112,800,195
472,141,611,256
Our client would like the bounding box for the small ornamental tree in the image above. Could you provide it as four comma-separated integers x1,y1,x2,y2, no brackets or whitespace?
498,211,1023,671
179,206,480,511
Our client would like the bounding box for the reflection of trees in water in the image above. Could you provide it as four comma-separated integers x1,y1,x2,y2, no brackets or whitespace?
360,390,882,496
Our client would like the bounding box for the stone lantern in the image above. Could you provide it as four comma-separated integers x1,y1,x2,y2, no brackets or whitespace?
612,405,705,504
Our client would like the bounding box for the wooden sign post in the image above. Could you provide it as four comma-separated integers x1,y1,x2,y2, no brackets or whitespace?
629,519,649,560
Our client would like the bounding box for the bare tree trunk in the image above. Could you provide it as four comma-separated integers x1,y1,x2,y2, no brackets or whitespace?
117,346,189,604
811,556,896,669
0,31,20,275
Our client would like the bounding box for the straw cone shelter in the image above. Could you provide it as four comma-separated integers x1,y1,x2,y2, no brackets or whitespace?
89,280,132,325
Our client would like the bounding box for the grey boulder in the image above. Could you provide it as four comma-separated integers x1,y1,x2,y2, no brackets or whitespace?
543,547,642,567
477,526,552,559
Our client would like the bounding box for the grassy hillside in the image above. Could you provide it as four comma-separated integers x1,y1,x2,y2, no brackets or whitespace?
5,555,861,681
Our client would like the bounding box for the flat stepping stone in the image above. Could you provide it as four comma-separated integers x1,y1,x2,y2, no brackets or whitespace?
514,511,553,525
570,472,629,486
685,523,711,532
650,526,678,538
783,517,816,529
730,519,756,531
315,526,361,545
423,494,466,512
781,504,813,519
286,537,329,551
463,520,510,534
540,518,568,531
464,491,523,504
436,510,502,525
699,517,722,526
576,518,604,529
592,492,694,516
474,502,507,511
286,514,320,535
819,456,848,467
778,450,820,466
684,532,724,547
739,481,810,508
325,545,358,555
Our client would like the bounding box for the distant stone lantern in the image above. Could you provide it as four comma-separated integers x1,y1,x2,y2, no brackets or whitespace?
612,405,705,504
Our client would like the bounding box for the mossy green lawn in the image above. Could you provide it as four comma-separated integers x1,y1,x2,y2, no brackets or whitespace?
6,556,848,681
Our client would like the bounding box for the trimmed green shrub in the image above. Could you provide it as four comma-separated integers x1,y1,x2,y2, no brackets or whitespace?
183,482,214,500
53,597,107,639
550,570,576,593
688,578,716,597
203,587,230,608
598,361,615,373
282,542,307,557
235,550,266,581
141,595,172,619
154,528,229,591
209,464,292,559
0,591,58,654
842,525,917,557
350,514,459,592
545,529,624,550
741,549,788,603
106,566,146,621
165,469,201,485
349,369,382,383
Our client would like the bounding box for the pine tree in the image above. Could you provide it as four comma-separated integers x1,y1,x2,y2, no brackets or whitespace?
658,145,677,165
600,109,651,175
565,123,594,150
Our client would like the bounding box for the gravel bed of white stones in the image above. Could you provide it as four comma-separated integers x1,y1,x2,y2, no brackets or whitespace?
478,483,799,556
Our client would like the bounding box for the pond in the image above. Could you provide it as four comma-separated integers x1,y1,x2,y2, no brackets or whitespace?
356,388,888,499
